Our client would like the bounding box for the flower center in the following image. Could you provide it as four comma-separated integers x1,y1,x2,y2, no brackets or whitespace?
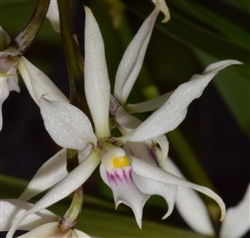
113,156,130,168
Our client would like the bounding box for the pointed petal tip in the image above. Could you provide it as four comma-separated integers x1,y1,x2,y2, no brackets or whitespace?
152,0,170,23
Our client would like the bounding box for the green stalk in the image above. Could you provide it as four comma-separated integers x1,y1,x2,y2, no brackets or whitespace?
60,186,84,231
10,0,50,53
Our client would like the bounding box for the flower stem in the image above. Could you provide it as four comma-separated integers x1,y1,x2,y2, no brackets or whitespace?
60,186,84,231
57,0,91,118
9,0,50,54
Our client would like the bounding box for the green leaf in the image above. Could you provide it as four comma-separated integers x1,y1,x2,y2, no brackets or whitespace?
236,0,250,13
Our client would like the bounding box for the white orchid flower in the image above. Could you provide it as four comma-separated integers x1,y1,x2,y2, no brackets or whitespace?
46,0,60,33
0,27,20,130
0,26,68,131
6,3,243,236
0,199,90,237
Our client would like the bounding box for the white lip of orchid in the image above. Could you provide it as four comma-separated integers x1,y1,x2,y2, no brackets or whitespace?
151,0,170,22
100,142,130,172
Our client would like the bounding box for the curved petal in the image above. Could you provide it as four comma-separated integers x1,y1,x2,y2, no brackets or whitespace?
18,222,59,237
132,173,177,219
6,151,100,237
128,60,242,142
18,149,67,201
78,143,93,164
46,1,60,32
100,163,149,228
151,0,170,23
17,57,68,104
0,200,59,231
125,91,173,114
115,106,141,135
114,4,160,104
220,184,250,238
84,6,110,138
161,158,215,236
154,135,169,165
6,68,19,92
131,156,226,221
40,97,96,150
74,229,91,237
0,26,11,48
0,77,10,130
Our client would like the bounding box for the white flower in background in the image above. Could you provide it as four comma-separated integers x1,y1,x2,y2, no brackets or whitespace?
46,0,60,33
0,199,90,237
0,27,20,130
219,183,250,238
0,26,68,131
6,2,243,236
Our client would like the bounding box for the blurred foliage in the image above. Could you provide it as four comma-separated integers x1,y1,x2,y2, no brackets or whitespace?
0,0,249,236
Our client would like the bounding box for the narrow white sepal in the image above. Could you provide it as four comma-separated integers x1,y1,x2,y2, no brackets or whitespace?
125,91,173,114
151,0,170,22
18,149,67,201
220,184,250,238
128,60,242,142
114,5,160,104
0,200,59,232
18,57,68,105
131,156,226,221
40,97,96,149
161,158,215,235
84,6,111,138
74,229,92,237
46,1,60,32
0,26,11,48
6,151,100,238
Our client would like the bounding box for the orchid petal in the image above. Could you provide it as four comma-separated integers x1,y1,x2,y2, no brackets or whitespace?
128,60,242,142
133,173,177,219
125,91,173,114
46,1,60,32
6,151,100,238
6,68,19,92
155,135,169,165
78,143,93,164
100,163,149,228
114,4,160,104
74,229,91,237
161,158,215,235
124,141,176,219
115,106,141,134
0,77,10,130
17,57,68,104
220,184,250,238
0,199,59,231
18,149,67,202
84,6,110,138
40,97,96,149
18,222,59,237
151,0,170,23
0,26,11,48
131,156,226,221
